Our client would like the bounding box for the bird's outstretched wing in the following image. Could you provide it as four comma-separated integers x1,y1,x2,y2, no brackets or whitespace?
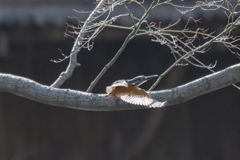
106,80,128,94
120,87,166,108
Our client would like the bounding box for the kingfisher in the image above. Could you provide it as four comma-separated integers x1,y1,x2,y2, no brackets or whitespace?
105,75,166,108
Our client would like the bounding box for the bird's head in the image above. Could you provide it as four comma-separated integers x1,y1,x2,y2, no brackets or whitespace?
126,75,158,87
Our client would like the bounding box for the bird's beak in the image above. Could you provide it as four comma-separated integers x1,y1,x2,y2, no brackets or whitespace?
143,75,158,81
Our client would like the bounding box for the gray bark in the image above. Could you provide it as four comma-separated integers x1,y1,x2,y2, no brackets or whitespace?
0,63,240,111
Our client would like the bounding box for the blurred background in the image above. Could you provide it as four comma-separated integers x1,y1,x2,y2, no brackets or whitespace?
0,0,240,160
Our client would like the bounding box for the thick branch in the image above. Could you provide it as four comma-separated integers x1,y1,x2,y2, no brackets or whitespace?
1,63,240,111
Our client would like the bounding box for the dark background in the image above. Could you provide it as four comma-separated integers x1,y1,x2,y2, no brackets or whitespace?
0,1,240,160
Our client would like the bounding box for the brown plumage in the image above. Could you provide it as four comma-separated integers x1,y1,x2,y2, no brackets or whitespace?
105,75,166,108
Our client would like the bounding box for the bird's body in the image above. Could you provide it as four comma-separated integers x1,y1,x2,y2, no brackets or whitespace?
105,80,132,98
105,75,165,108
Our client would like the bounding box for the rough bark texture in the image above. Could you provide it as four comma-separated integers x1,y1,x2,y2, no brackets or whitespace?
0,63,240,111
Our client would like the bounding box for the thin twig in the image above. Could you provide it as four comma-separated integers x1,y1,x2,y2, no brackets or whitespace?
124,4,136,28
149,17,240,91
86,0,158,92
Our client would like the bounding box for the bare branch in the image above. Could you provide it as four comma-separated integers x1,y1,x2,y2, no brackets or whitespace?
149,16,240,90
1,63,240,111
50,0,240,93
86,0,159,92
51,0,109,88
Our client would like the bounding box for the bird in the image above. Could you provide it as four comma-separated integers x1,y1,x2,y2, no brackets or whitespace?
105,75,166,108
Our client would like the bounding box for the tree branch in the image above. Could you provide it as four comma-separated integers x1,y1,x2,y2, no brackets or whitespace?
1,63,240,111
86,0,158,92
50,0,108,88
149,16,240,90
